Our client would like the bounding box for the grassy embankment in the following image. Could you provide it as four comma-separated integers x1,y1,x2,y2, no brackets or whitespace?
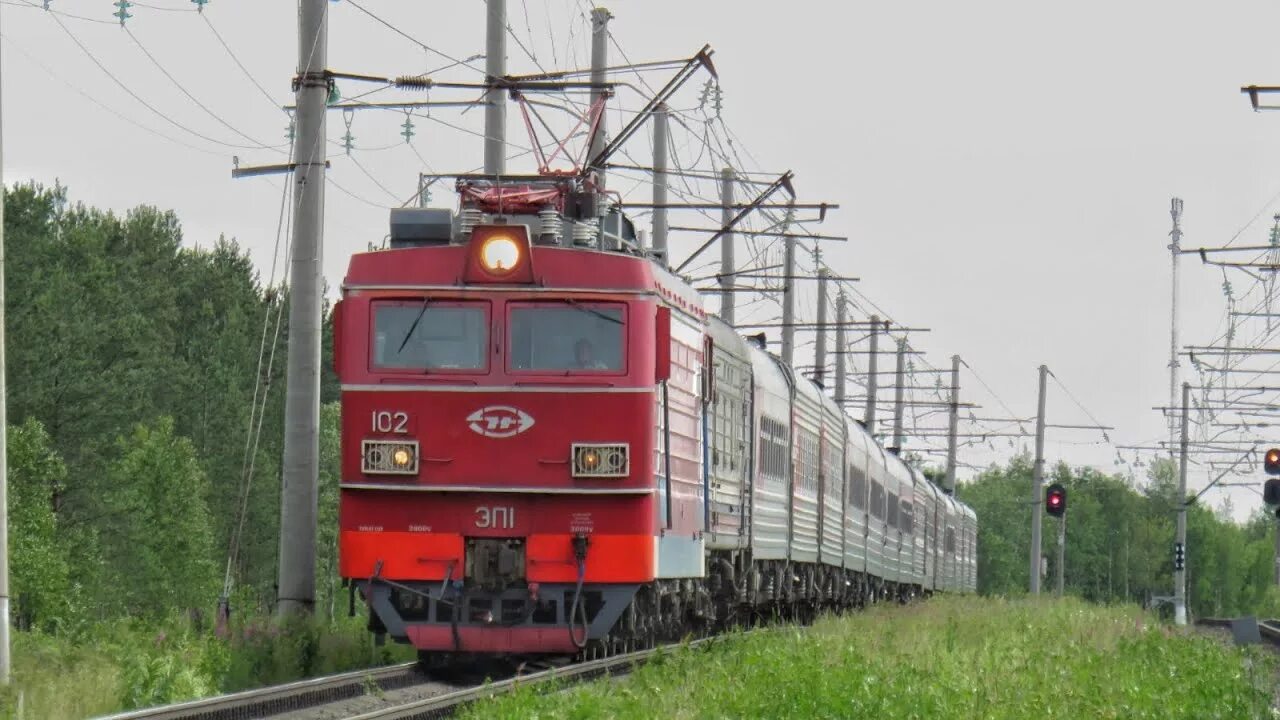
0,613,413,720
463,596,1277,719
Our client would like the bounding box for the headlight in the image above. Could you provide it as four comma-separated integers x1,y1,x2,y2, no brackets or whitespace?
571,443,629,478
363,439,419,475
479,236,521,274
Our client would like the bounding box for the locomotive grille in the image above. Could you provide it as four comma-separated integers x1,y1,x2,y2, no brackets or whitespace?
362,439,419,475
571,443,629,478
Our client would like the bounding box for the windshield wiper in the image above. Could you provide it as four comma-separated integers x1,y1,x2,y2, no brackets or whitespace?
396,298,431,355
564,298,622,326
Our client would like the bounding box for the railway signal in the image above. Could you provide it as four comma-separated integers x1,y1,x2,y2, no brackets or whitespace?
1045,483,1066,518
1263,449,1280,512
1173,542,1185,572
1266,448,1280,476
1265,478,1280,507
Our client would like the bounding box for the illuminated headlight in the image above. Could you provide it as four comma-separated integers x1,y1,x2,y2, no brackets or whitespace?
362,439,419,475
479,236,521,274
571,443,629,478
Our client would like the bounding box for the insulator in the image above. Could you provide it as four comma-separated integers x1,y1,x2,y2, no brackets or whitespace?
538,206,562,245
395,75,434,90
459,208,483,238
572,219,598,247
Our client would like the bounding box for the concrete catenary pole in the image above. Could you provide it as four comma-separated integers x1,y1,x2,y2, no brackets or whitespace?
1175,380,1190,625
865,315,880,432
719,168,735,325
1029,364,1048,595
834,291,848,407
1056,503,1066,598
781,237,797,366
588,7,612,187
891,338,906,451
814,268,829,387
1168,198,1183,456
0,1,11,684
944,355,960,494
483,0,506,175
651,105,669,265
277,0,328,617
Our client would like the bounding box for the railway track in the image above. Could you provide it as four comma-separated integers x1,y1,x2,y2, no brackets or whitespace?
1194,617,1280,647
343,640,712,720
95,660,442,720
97,635,728,720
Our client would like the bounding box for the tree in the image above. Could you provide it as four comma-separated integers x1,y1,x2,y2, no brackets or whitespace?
9,418,72,630
98,417,218,617
317,402,342,620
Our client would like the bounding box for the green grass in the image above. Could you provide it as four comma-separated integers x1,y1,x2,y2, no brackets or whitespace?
0,613,415,720
461,596,1278,719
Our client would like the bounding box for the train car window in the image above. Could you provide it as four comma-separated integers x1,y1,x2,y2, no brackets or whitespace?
794,429,816,492
371,301,487,371
822,441,838,499
870,479,885,520
901,501,913,535
945,527,956,553
508,302,625,372
887,492,899,529
729,394,740,472
848,464,865,509
758,415,788,484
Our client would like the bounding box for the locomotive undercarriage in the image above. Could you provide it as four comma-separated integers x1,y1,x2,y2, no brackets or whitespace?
361,546,926,664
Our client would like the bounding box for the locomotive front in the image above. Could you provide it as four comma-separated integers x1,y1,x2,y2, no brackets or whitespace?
336,189,683,656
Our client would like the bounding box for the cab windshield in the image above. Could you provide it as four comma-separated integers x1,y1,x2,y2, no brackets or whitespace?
371,301,487,371
508,302,625,372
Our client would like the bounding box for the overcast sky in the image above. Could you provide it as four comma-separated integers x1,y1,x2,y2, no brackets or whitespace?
4,0,1280,518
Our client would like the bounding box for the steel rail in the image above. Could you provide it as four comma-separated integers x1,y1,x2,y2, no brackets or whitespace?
97,632,745,720
95,660,428,720
1195,617,1280,648
348,635,730,719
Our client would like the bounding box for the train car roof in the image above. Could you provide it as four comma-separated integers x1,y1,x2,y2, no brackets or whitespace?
877,447,914,490
912,468,940,500
706,316,752,363
747,342,791,402
792,368,825,407
844,416,875,453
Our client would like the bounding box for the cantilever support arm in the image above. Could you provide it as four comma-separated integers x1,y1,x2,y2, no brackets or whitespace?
584,45,716,174
674,171,795,273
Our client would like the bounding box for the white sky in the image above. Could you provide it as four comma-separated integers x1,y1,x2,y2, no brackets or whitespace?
4,0,1280,519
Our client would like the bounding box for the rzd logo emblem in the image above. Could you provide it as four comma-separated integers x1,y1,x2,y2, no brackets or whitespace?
467,406,535,438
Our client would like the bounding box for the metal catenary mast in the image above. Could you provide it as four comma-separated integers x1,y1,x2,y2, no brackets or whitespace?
277,0,328,616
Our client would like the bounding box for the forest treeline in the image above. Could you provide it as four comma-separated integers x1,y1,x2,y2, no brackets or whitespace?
6,182,341,633
6,182,1279,638
958,456,1280,617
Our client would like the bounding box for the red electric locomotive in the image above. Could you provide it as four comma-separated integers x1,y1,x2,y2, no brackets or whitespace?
336,179,979,661
335,181,706,655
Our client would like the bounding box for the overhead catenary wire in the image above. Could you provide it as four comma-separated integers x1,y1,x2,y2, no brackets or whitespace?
2,0,114,24
224,168,294,605
123,25,285,152
200,12,287,117
0,29,225,156
48,12,263,153
344,0,487,76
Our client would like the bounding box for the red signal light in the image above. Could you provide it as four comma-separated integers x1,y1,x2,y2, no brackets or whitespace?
1045,483,1067,518
1266,448,1280,476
